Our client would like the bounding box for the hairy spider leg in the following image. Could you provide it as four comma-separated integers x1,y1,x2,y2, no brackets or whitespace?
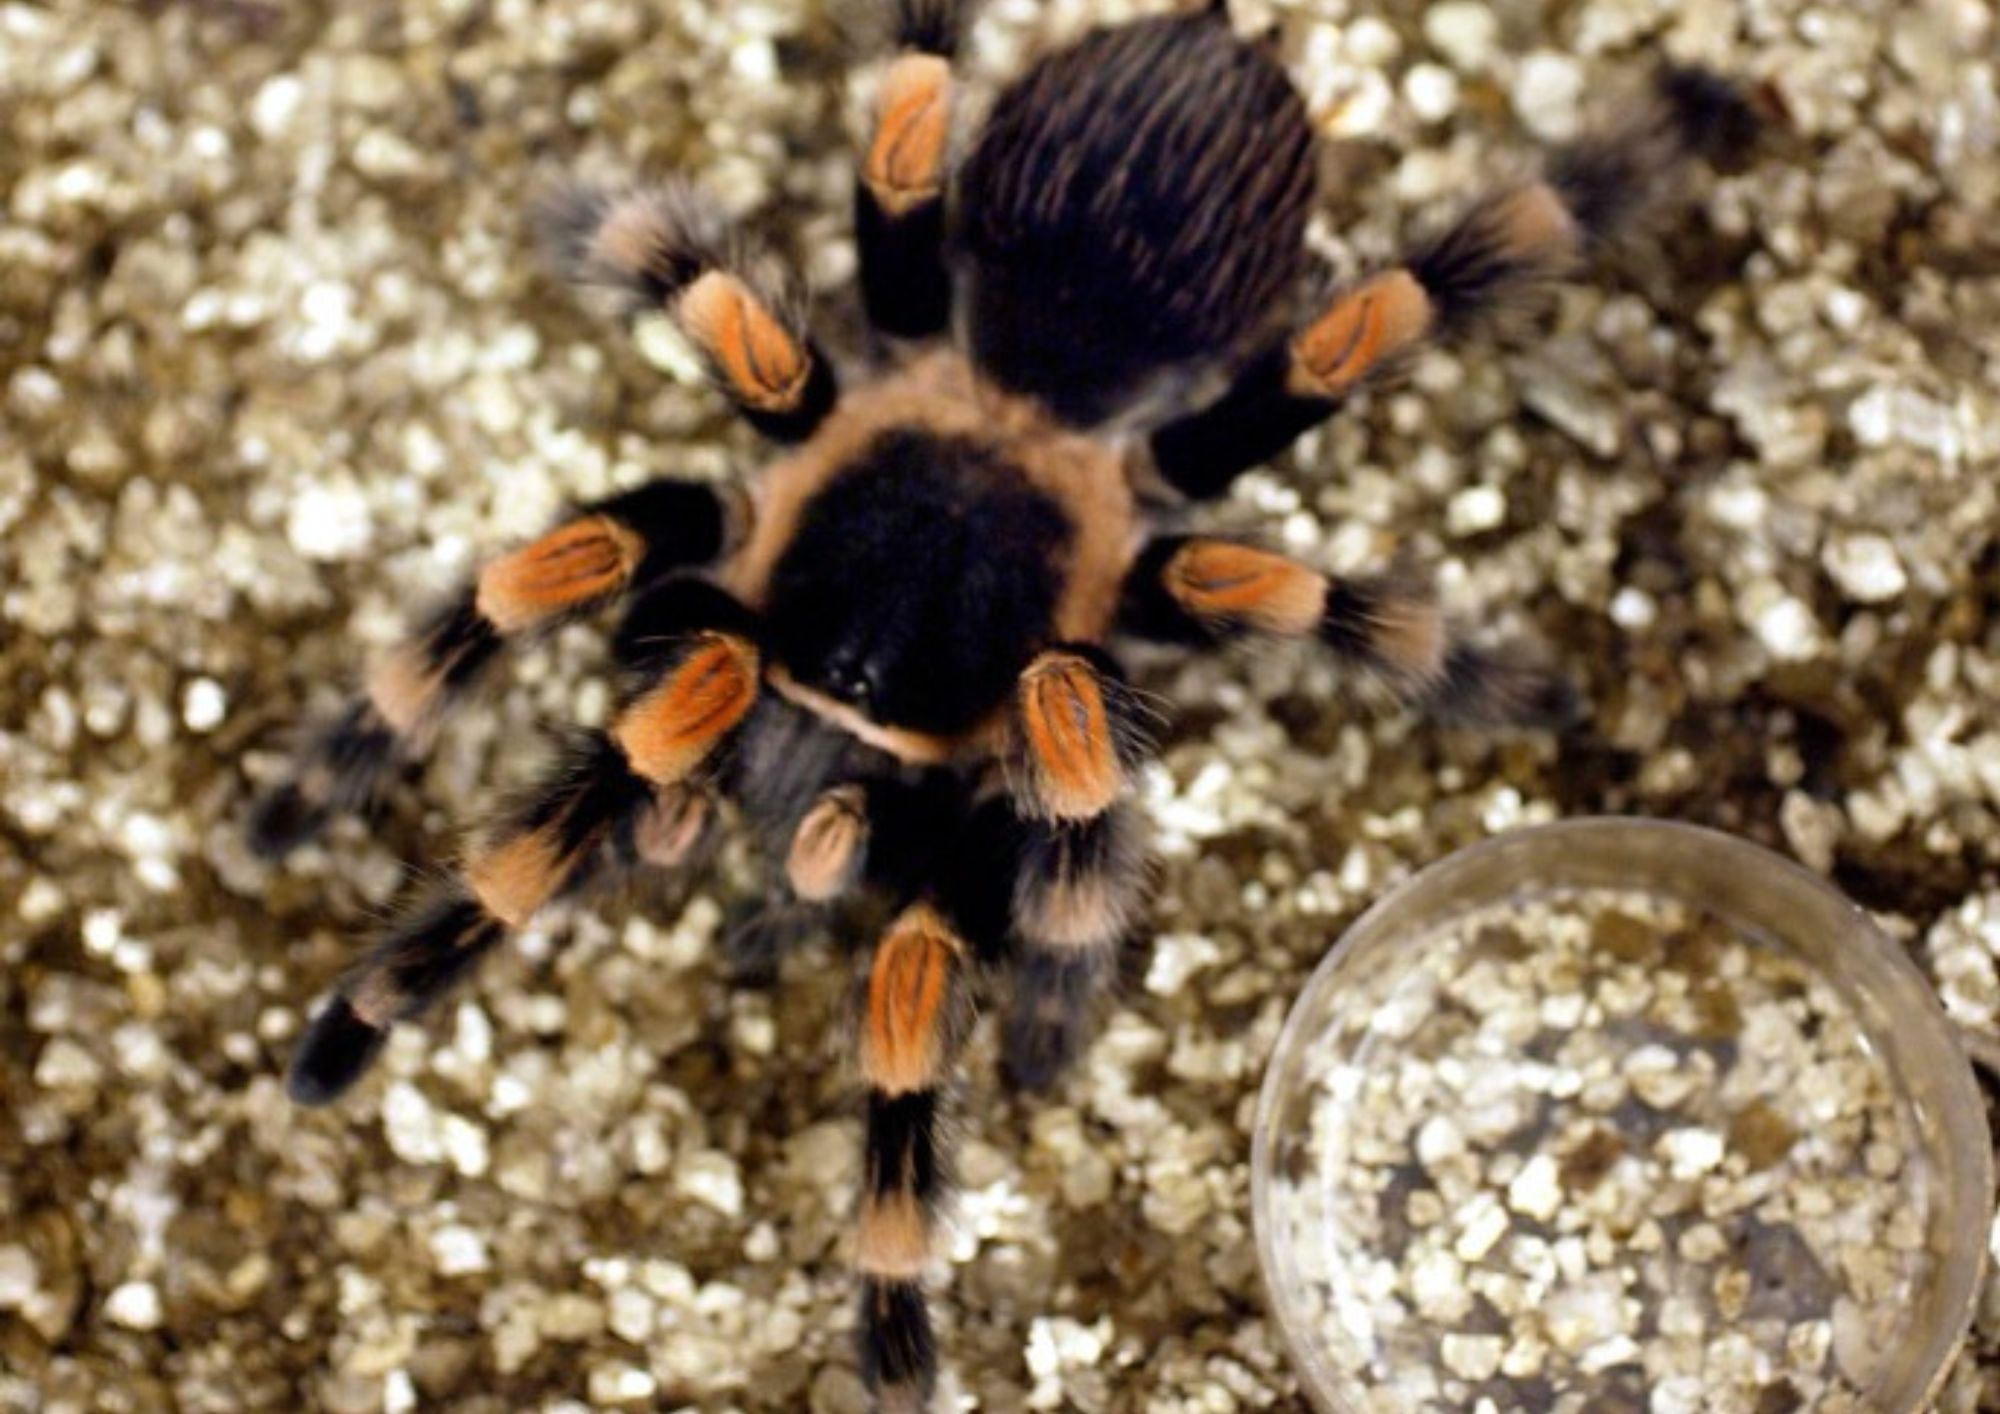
537,180,839,443
1120,536,1580,729
1148,64,1762,499
854,0,983,340
286,579,759,1105
249,479,735,858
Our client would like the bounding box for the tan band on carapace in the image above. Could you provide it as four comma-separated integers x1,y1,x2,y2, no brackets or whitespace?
1288,269,1436,400
1165,541,1329,637
465,825,569,929
765,665,968,766
675,271,810,413
787,785,869,902
1016,652,1121,822
861,904,963,1097
614,633,760,785
475,516,645,635
856,1189,931,1280
865,54,953,218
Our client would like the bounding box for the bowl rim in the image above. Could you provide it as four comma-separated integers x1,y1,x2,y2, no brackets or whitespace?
1249,815,1993,1413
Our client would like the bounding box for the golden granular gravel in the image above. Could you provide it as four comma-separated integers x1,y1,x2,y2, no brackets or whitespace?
3,0,1999,1410
1266,889,1928,1412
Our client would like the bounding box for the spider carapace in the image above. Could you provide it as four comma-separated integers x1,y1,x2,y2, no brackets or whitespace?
254,2,1756,1405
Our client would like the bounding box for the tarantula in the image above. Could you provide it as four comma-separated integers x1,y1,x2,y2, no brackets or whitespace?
255,2,1756,1405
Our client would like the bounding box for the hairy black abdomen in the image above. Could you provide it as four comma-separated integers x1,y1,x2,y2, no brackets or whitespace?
956,9,1316,427
765,430,1070,736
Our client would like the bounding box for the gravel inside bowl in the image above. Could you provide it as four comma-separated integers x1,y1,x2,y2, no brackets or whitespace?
1268,888,1929,1414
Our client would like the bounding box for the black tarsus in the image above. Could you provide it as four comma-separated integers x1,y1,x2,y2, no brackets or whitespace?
248,699,401,859
858,1278,937,1402
287,890,504,1106
287,996,389,1106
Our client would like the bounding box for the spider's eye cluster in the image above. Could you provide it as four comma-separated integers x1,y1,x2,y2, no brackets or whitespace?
762,428,1072,736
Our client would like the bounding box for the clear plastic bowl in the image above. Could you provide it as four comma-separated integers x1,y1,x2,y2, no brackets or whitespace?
1252,818,1991,1413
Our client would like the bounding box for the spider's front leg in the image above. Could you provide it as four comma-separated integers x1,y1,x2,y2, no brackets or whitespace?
250,479,736,859
286,579,761,1104
999,647,1153,1090
852,899,974,1413
853,0,979,342
1120,536,1581,730
1147,66,1761,499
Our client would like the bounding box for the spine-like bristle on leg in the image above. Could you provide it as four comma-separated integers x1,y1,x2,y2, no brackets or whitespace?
843,0,980,58
1550,65,1760,241
1321,567,1582,729
1405,183,1581,341
534,181,733,312
890,0,977,56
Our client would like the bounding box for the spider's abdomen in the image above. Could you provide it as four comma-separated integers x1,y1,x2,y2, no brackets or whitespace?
956,7,1316,428
762,428,1072,736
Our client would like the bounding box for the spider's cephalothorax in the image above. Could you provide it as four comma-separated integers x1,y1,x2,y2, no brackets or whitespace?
253,4,1756,1405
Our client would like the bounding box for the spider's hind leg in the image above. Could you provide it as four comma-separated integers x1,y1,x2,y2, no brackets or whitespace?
852,900,974,1411
994,645,1156,1091
1146,63,1762,500
538,182,839,444
853,0,981,342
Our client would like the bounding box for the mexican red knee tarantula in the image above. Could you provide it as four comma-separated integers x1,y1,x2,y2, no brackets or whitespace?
256,1,1756,1404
